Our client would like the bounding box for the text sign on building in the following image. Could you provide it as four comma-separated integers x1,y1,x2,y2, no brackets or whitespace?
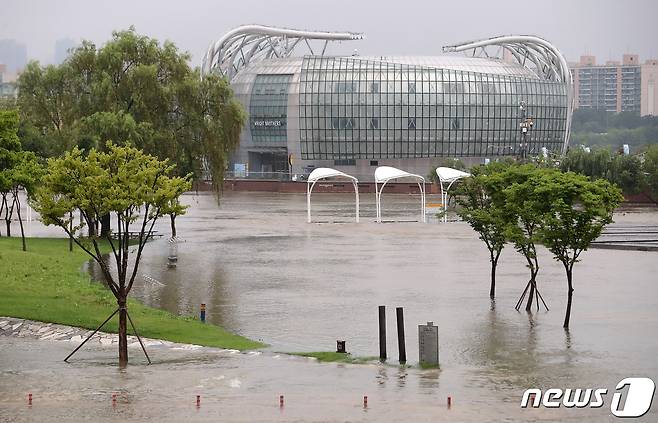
252,120,283,127
418,321,439,366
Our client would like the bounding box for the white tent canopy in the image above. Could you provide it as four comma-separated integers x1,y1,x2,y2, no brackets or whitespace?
436,167,471,222
374,166,426,223
307,168,359,223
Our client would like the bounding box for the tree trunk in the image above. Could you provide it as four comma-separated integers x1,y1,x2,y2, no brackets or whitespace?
16,196,26,251
170,214,177,238
88,218,95,237
525,279,535,311
100,213,111,237
489,259,497,299
563,267,574,329
118,296,128,367
0,196,4,237
5,219,10,237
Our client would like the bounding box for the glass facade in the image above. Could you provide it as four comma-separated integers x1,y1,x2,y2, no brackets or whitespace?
249,74,293,143
299,56,568,160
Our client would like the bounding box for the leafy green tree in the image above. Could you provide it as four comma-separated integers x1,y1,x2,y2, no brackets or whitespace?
456,173,508,299
532,171,623,328
498,165,550,312
0,109,22,237
9,151,42,251
0,109,45,250
644,145,658,200
32,143,191,366
609,154,644,195
18,27,244,197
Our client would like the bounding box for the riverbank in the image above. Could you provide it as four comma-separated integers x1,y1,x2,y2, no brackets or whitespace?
0,237,264,351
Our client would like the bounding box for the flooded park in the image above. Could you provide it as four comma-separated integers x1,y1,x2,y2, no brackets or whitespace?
2,191,658,422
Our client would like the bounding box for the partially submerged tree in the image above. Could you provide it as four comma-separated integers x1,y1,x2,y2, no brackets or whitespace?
498,165,550,312
32,143,191,366
533,171,623,328
456,174,508,299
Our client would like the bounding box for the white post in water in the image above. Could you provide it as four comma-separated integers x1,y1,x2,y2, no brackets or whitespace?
167,237,178,268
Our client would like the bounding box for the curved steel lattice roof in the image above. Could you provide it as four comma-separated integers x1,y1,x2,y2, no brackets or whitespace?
442,35,574,152
202,25,363,81
203,27,573,154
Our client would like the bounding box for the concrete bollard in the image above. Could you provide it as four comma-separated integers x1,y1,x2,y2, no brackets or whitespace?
418,321,439,367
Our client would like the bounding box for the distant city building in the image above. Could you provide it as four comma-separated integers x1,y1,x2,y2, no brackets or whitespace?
641,59,658,116
0,39,27,73
55,38,77,64
571,54,658,116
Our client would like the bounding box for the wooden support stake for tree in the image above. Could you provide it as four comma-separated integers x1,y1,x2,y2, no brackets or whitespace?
64,308,119,362
126,309,151,364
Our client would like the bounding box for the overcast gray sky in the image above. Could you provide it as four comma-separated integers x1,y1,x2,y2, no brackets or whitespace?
1,0,657,66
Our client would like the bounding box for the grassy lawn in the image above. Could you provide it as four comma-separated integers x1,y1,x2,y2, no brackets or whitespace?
0,237,264,350
289,352,379,364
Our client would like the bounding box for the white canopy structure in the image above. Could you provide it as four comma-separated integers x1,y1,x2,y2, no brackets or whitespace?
374,166,426,223
307,168,359,223
436,167,471,222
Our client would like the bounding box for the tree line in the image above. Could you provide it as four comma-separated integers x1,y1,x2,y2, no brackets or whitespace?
571,109,658,149
456,162,623,329
559,145,658,198
0,28,246,366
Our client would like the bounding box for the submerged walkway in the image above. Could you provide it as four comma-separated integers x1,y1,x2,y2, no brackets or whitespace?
0,316,250,354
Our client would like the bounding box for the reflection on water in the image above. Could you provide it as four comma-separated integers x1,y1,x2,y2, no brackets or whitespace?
36,192,658,421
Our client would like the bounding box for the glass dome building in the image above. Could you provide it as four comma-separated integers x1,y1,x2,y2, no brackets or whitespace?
202,25,573,177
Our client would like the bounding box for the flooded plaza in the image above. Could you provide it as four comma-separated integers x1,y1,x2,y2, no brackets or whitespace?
2,191,658,422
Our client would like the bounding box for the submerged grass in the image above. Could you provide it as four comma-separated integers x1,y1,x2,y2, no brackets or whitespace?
289,351,379,364
0,237,264,350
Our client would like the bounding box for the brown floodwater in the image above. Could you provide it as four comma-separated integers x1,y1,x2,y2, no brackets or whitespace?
2,192,657,422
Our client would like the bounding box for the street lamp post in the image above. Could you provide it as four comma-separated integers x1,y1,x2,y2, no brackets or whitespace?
518,101,534,161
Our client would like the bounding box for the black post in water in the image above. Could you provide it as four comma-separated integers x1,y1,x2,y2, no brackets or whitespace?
396,307,406,363
378,306,387,361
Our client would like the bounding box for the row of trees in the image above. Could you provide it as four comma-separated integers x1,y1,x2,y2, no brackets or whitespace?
560,145,658,197
0,28,247,366
0,109,41,250
456,163,623,329
16,27,243,208
571,109,658,148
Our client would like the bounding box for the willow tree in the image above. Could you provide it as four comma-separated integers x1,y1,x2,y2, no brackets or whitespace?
18,28,245,234
33,143,191,366
533,171,623,328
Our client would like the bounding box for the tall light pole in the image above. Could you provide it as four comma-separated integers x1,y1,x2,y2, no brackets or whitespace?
518,101,534,161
